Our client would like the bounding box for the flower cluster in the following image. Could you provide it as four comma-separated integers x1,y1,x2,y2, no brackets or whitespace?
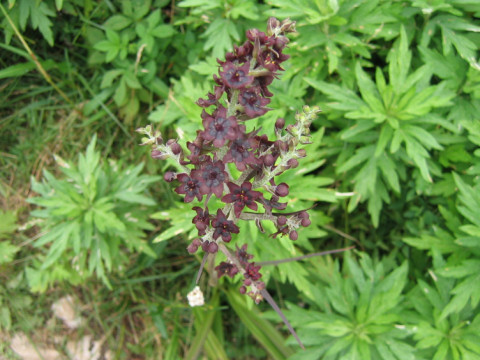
138,17,319,309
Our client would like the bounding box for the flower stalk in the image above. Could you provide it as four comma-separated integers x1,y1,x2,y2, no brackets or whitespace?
138,17,333,349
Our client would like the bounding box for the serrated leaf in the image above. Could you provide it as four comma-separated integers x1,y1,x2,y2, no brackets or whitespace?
29,2,54,46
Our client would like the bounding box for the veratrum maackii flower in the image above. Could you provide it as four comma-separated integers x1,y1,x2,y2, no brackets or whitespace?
138,17,322,349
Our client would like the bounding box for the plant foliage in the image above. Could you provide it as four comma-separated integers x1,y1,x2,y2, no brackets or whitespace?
27,135,159,291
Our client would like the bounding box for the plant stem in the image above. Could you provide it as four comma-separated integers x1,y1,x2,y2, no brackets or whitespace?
257,246,355,266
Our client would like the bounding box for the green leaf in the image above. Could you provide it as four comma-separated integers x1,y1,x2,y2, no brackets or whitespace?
202,18,239,58
375,125,393,157
388,26,411,94
123,72,142,89
100,69,124,89
403,124,443,150
0,210,17,238
355,62,384,115
29,1,55,46
41,222,78,269
226,289,294,359
0,62,36,79
153,219,193,243
104,14,132,30
337,145,375,173
0,241,19,264
305,78,365,112
0,307,11,330
153,24,176,38
114,78,128,106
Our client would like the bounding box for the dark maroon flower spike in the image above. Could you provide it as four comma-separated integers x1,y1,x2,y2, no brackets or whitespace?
222,181,263,218
219,61,254,89
211,209,239,242
201,106,239,147
137,17,326,351
174,173,202,202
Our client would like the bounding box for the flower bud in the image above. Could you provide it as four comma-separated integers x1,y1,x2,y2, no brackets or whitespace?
239,286,247,294
280,18,296,34
207,242,218,253
164,171,176,182
167,140,182,155
277,141,288,152
264,154,275,167
275,118,285,129
187,242,199,254
287,159,299,168
201,241,210,252
289,230,298,241
267,17,281,36
301,218,311,227
277,215,287,226
275,183,289,197
151,149,167,160
296,149,306,157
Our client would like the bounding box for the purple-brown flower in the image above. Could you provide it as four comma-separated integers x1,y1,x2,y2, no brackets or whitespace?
219,61,254,89
258,47,289,72
244,262,262,281
223,137,259,171
236,244,254,266
192,206,210,236
215,261,239,278
201,106,239,147
211,209,239,242
239,87,271,119
196,92,217,108
193,160,228,198
222,181,263,217
174,173,203,202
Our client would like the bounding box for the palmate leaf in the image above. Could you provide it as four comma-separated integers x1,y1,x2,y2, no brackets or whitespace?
279,253,413,359
410,173,480,321
202,18,240,59
407,257,480,360
422,14,480,70
28,136,157,290
307,24,456,225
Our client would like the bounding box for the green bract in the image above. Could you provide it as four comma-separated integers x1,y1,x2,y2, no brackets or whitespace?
26,135,159,291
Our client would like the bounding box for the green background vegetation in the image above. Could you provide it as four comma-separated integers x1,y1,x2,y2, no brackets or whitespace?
1,0,480,359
